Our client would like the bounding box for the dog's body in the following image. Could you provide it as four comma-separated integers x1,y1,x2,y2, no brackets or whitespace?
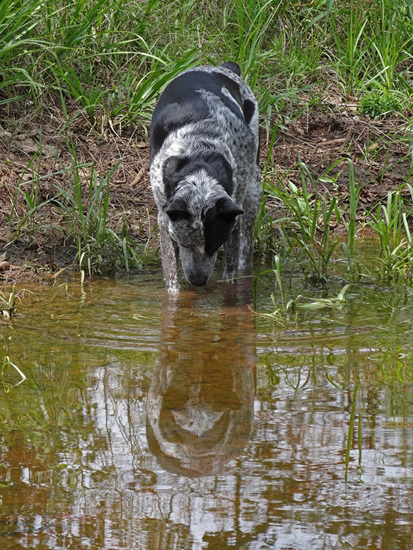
150,62,260,292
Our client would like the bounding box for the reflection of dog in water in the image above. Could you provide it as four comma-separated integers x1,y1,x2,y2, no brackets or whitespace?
146,290,256,476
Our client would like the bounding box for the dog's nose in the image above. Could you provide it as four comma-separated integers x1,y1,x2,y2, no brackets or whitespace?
189,272,208,286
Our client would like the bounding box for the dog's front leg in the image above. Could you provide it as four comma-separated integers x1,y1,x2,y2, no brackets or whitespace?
223,217,241,282
158,214,180,293
238,209,256,272
239,168,261,272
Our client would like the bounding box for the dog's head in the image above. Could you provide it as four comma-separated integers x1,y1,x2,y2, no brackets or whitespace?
162,153,243,286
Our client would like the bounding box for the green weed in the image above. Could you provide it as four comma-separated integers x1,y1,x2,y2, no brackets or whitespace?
263,160,341,284
367,189,413,281
328,0,372,93
292,284,352,311
341,159,361,276
255,253,352,324
360,90,403,118
2,0,412,117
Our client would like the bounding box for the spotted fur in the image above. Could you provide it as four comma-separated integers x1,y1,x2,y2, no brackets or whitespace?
150,62,260,292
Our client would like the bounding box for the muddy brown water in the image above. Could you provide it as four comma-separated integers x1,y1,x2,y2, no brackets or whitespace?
0,271,412,549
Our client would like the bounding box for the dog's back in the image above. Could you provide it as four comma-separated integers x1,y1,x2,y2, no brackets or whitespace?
150,63,256,161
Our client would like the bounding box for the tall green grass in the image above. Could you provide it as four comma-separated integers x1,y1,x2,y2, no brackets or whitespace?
2,0,412,117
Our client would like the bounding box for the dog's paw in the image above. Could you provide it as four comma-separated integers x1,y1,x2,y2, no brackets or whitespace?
166,281,180,293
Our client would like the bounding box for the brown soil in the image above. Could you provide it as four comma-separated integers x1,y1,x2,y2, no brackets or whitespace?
0,101,412,283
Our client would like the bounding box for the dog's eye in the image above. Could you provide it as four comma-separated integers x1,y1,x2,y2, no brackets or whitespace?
167,210,191,222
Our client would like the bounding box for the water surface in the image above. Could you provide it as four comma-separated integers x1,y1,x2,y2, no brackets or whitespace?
1,273,412,549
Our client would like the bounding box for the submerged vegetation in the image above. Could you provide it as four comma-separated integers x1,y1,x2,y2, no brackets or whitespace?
0,0,412,285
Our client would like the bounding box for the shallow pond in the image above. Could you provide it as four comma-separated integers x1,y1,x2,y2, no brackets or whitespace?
0,270,413,549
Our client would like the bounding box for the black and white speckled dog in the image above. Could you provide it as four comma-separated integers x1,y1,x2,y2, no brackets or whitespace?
150,62,260,292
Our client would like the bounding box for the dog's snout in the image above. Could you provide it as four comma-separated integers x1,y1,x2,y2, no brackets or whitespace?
189,272,209,286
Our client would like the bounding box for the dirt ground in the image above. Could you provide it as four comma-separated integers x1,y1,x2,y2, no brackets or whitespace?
0,100,412,282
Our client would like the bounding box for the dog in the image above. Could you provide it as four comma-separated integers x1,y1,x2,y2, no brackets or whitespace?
150,62,260,292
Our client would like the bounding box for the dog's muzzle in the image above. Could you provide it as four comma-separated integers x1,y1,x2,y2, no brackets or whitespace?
179,245,217,287
188,271,209,286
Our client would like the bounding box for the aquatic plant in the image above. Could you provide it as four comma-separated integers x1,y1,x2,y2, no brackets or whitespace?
254,252,353,325
341,159,361,276
1,356,26,390
0,285,17,319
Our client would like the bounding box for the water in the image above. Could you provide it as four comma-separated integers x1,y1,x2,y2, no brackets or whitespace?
0,272,412,549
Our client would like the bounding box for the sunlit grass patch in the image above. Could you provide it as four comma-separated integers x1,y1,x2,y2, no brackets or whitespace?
360,90,403,118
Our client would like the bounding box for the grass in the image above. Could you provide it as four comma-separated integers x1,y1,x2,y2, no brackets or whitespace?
367,186,413,282
1,0,412,120
262,159,354,284
260,152,413,304
0,0,413,280
359,90,403,118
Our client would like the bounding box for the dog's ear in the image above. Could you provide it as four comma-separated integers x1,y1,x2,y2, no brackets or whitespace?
216,196,244,222
163,156,188,199
204,196,244,256
165,197,191,222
